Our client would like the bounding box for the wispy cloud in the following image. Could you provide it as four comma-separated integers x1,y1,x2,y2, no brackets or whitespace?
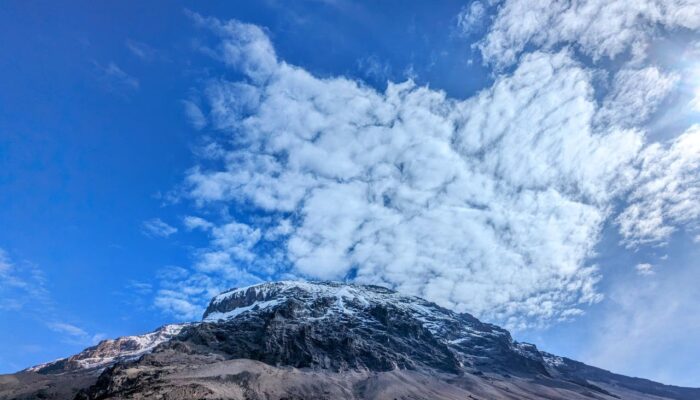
125,39,163,62
183,216,214,230
182,100,207,130
356,55,392,82
456,1,488,36
93,61,139,93
1,249,106,347
154,266,226,320
47,322,88,338
585,265,700,387
127,280,153,295
141,218,178,238
47,322,105,346
635,263,655,276
0,248,50,312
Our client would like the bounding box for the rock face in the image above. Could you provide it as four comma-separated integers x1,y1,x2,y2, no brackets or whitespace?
2,281,699,400
197,281,542,375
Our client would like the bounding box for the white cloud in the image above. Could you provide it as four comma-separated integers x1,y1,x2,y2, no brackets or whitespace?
127,280,153,295
47,322,88,337
164,12,700,330
125,39,160,62
476,1,700,248
155,292,202,321
356,55,392,82
187,11,278,83
618,125,700,247
185,217,265,279
182,100,207,130
174,15,673,328
596,67,679,129
635,263,655,276
141,218,178,238
210,222,261,262
47,322,105,346
183,215,214,230
154,266,230,320
479,0,700,67
457,1,488,35
94,61,140,92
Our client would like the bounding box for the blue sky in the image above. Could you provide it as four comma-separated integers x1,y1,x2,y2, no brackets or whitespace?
1,0,700,387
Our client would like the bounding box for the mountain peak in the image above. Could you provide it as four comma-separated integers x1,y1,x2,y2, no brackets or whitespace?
204,280,417,322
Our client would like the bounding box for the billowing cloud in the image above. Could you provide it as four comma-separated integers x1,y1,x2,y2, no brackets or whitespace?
158,9,700,328
168,15,675,328
479,0,700,67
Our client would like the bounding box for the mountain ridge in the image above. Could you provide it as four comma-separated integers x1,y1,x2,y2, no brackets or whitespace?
25,324,189,374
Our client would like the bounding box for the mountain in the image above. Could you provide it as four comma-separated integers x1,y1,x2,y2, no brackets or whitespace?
1,281,698,400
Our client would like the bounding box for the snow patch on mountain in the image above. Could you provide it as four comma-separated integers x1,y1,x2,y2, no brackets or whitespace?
206,280,450,326
204,299,283,322
27,323,189,373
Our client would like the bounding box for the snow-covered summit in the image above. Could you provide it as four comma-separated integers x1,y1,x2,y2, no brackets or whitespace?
203,280,461,329
204,281,405,321
209,280,397,305
202,280,525,364
192,280,559,375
